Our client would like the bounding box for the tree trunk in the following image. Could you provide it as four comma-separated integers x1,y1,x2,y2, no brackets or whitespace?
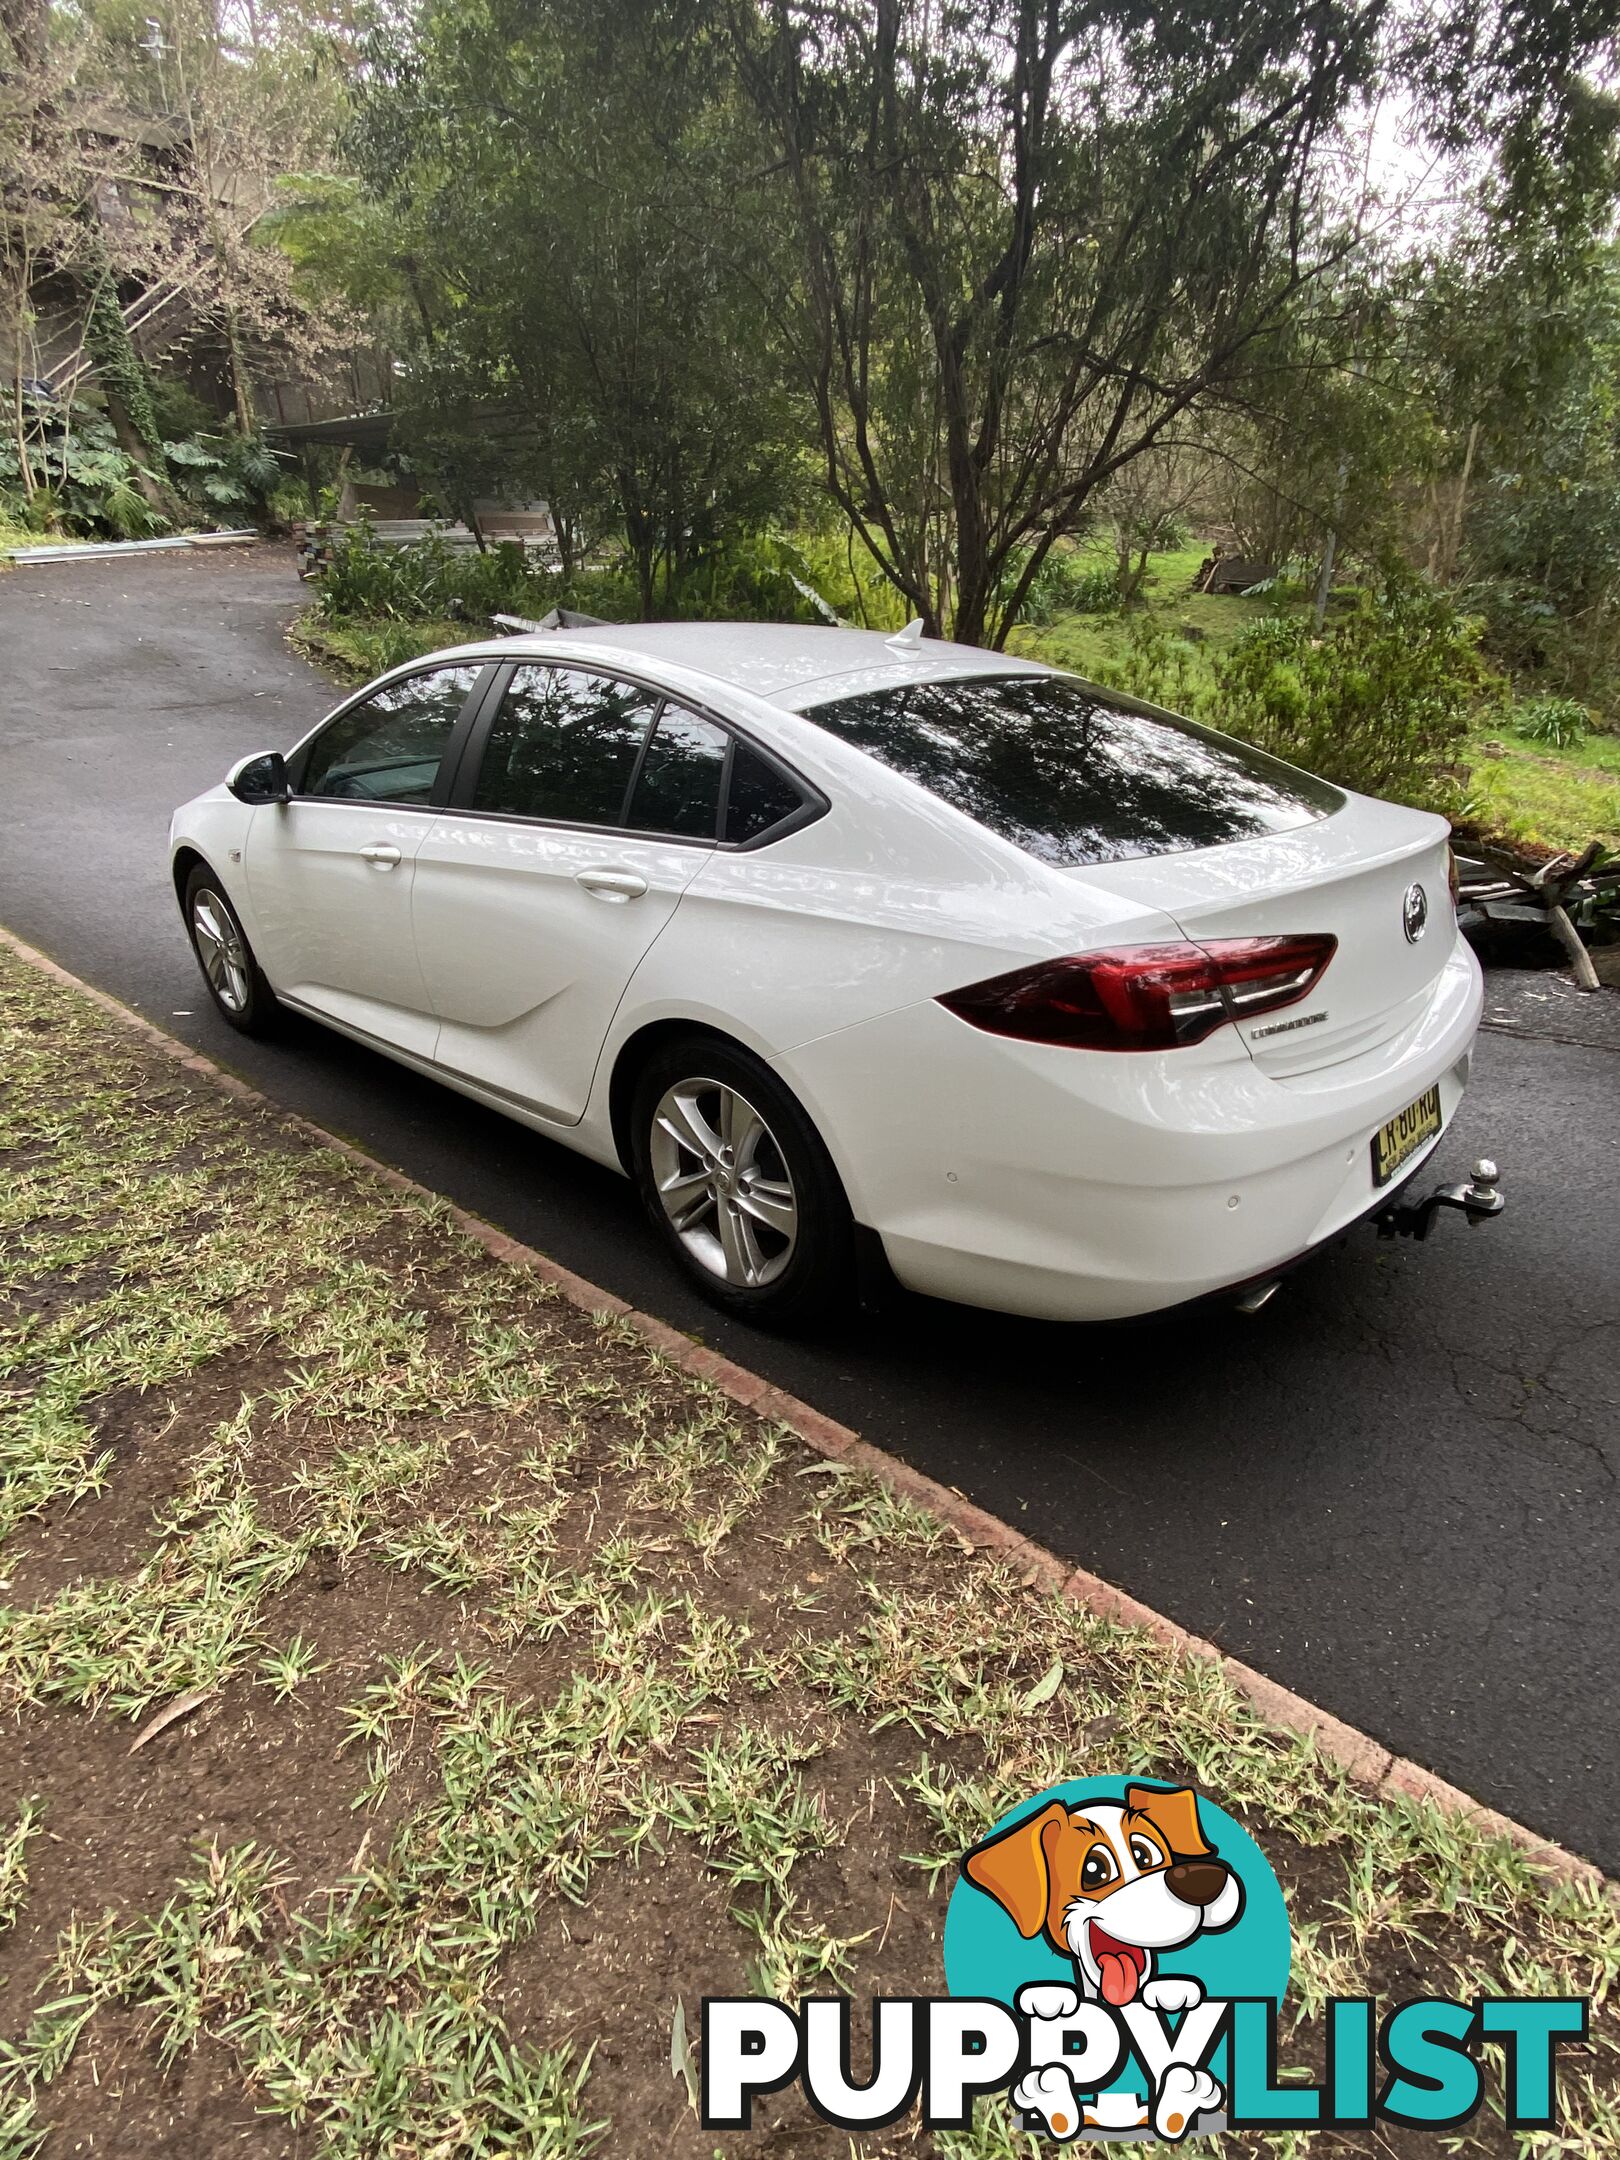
1437,420,1481,586
10,358,37,506
104,388,181,520
222,306,255,433
1312,457,1349,632
1311,525,1338,633
623,492,657,618
950,526,987,645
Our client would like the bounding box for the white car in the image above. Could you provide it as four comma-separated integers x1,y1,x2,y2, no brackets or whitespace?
170,621,1484,1325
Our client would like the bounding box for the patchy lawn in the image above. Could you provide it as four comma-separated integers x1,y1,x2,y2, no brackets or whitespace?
1014,541,1291,677
3,951,1612,2160
1459,726,1620,859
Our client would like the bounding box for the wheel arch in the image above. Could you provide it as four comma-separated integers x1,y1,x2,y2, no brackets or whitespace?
171,844,209,911
606,1018,742,1175
604,1014,875,1243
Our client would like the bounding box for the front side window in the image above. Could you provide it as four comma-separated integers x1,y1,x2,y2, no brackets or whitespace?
473,666,659,825
301,665,480,804
804,675,1342,866
626,705,729,837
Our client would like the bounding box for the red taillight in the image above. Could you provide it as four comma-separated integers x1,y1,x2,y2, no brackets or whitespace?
937,935,1337,1051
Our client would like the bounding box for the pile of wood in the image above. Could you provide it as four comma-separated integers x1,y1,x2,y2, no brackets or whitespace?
1192,553,1275,595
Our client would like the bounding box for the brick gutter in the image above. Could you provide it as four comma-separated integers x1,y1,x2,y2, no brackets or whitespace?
2,923,1605,1896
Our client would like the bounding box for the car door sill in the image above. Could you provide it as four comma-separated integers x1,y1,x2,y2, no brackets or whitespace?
277,993,591,1142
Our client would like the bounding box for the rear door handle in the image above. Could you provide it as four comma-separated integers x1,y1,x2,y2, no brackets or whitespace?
359,843,402,869
575,866,648,902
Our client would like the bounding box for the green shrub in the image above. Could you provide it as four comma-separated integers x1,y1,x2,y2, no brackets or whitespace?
1092,573,1497,804
315,525,825,633
163,428,283,518
0,407,170,540
0,394,286,539
316,526,556,623
1203,576,1497,802
774,525,908,629
297,614,473,679
1052,559,1123,618
999,546,1121,626
1512,694,1593,749
667,532,825,623
1093,614,1212,712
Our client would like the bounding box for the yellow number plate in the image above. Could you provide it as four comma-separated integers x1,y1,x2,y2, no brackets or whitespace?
1371,1084,1442,1186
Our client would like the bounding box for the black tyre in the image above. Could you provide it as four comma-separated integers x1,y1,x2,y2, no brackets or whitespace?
182,864,282,1036
629,1033,853,1327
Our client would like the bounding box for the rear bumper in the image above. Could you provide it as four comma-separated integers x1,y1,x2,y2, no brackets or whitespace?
775,933,1485,1323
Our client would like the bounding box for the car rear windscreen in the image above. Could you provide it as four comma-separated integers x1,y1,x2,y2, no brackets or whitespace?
804,674,1342,866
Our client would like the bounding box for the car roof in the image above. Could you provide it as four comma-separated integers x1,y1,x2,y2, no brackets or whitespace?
469,621,1049,710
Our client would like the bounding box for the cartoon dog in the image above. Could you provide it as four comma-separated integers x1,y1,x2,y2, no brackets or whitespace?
961,1783,1243,2140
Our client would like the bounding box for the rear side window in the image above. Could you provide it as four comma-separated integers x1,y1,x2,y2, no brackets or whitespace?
724,741,804,844
302,665,480,804
626,706,729,837
473,666,659,825
805,675,1342,866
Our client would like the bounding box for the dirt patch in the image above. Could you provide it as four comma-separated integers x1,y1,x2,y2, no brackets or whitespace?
29,2013,308,2160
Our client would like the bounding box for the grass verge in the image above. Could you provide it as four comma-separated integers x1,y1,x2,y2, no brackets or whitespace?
3,948,1611,2158
288,611,473,683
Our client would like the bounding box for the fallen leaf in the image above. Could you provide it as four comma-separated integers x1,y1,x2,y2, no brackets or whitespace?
670,1997,698,2113
128,1687,213,1756
1023,1658,1065,1712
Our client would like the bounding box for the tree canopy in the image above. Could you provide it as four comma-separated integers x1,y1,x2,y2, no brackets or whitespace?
310,0,1620,641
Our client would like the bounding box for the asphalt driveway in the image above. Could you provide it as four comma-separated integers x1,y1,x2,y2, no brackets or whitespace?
3,546,1617,1868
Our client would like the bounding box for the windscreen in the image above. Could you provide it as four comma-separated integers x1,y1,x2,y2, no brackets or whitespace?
804,674,1342,866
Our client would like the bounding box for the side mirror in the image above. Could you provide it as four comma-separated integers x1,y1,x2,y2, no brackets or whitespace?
227,751,290,805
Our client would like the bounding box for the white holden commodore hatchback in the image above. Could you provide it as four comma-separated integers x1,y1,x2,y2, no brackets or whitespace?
170,622,1486,1326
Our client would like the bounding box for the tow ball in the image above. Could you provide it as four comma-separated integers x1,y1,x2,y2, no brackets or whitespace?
1376,1159,1505,1242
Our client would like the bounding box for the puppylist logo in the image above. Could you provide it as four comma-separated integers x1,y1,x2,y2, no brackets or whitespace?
703,1777,1589,2142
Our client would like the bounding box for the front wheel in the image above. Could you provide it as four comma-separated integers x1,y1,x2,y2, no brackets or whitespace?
183,865,281,1036
630,1035,853,1327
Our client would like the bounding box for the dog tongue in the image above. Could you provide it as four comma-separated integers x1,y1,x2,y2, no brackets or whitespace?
1098,1951,1139,2007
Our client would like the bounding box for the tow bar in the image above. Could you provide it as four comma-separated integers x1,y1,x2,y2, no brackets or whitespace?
1376,1158,1505,1242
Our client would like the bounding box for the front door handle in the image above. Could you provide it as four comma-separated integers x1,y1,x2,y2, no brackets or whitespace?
575,866,648,902
359,843,402,870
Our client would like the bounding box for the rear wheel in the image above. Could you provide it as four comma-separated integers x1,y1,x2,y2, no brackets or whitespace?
630,1035,852,1327
183,865,281,1036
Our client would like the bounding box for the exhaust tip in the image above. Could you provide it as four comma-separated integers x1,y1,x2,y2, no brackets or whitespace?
1232,1279,1281,1316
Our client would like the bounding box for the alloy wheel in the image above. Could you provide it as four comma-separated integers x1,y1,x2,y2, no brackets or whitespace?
648,1078,799,1288
191,889,250,1015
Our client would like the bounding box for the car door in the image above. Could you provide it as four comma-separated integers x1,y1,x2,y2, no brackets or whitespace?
244,661,489,1056
411,664,729,1121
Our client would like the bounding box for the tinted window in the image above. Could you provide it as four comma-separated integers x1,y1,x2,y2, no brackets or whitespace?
626,705,727,838
302,665,479,804
473,666,658,825
805,675,1342,866
725,741,804,843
